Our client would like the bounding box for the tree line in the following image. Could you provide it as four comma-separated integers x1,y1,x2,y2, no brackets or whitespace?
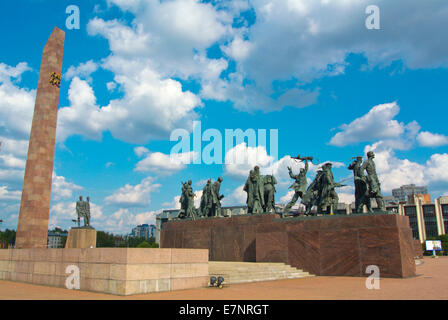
0,229,158,248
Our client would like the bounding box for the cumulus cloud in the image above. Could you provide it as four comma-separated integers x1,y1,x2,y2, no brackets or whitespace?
417,131,448,147
134,149,197,174
0,185,21,201
104,176,161,207
57,77,104,142
64,60,99,82
224,142,344,185
329,101,442,151
330,102,407,147
222,184,247,206
364,143,448,193
0,62,35,140
51,173,83,201
100,208,159,234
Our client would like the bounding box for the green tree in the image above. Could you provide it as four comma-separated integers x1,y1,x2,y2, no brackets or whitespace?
0,229,16,248
136,241,152,248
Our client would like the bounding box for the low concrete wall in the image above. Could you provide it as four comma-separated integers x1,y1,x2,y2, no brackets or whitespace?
0,248,209,295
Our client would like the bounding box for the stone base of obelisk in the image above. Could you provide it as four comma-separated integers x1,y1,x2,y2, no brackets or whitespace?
65,228,97,249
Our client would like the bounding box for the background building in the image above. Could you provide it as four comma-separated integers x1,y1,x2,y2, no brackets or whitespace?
47,231,67,248
131,224,156,240
386,195,447,242
392,184,428,202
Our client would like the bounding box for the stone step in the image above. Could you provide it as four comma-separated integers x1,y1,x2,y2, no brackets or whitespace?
208,261,314,284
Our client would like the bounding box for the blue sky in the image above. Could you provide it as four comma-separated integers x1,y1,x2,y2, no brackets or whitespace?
0,0,447,234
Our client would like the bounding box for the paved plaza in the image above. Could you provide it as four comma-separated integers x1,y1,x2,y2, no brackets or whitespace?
0,257,447,300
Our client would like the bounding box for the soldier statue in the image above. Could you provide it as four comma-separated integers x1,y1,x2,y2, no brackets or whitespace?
75,196,91,227
302,169,324,216
318,163,341,215
362,151,385,211
263,174,277,213
243,166,264,214
348,156,369,213
198,179,212,217
179,180,196,219
210,177,224,217
243,170,255,213
283,158,310,217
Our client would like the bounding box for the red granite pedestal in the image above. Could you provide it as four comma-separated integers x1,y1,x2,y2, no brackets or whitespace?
161,213,416,278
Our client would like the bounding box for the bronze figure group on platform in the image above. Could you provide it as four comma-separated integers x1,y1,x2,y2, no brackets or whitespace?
174,150,387,220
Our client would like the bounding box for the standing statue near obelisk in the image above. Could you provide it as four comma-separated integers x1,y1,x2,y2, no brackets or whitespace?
76,196,92,227
15,28,65,248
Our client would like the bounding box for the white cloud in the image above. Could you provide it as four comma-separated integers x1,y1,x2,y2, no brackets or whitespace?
106,81,117,91
224,142,344,186
51,173,83,201
224,142,275,177
0,153,25,169
64,60,99,82
100,208,159,234
104,176,161,207
417,131,448,148
330,102,406,147
0,185,21,201
57,77,104,142
364,143,448,193
222,184,247,206
222,36,253,61
134,150,196,174
0,62,35,140
134,146,149,157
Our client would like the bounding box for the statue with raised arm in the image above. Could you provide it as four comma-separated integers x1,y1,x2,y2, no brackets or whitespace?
362,151,385,211
348,156,369,213
283,158,310,217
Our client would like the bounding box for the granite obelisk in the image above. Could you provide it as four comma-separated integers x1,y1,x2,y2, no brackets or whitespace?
15,27,65,248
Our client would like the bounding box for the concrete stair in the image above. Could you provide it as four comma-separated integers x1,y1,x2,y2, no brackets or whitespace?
209,261,314,284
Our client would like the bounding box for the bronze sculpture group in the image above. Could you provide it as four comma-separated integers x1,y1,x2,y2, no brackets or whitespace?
178,177,224,219
173,150,386,220
243,166,277,214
